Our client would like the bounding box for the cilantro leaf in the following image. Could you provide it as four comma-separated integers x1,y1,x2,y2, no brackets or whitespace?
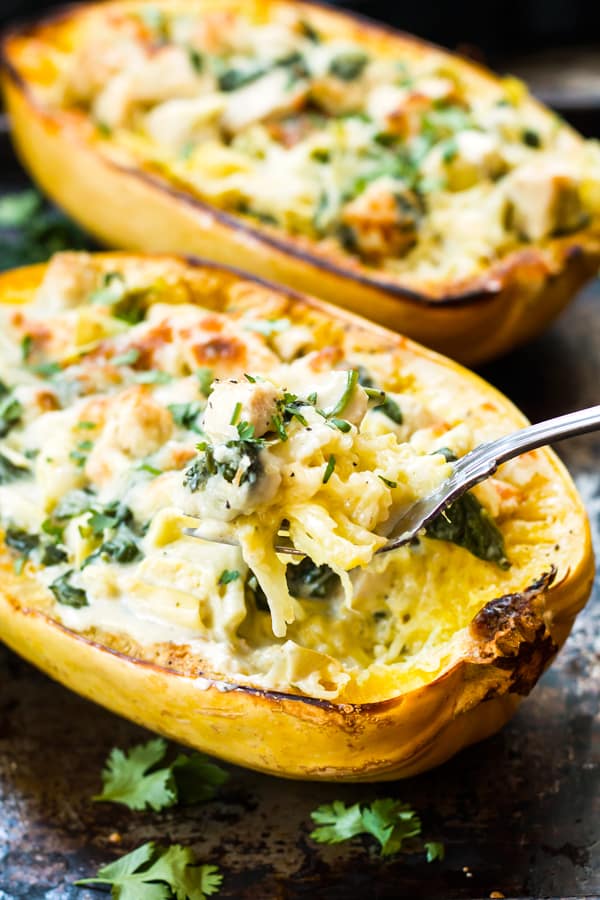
171,754,229,805
425,840,445,862
310,799,424,857
361,799,421,856
94,739,176,812
94,739,228,811
77,841,221,900
310,801,365,844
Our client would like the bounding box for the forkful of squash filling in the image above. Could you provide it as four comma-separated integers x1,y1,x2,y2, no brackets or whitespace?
0,253,569,701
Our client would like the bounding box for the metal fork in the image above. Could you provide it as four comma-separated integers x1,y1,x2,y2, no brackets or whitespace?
185,405,600,556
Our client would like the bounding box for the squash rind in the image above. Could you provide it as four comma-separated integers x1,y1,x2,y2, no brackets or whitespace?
2,1,600,364
0,254,593,781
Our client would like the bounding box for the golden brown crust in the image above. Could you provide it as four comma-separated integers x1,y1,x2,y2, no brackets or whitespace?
2,1,600,363
0,253,593,779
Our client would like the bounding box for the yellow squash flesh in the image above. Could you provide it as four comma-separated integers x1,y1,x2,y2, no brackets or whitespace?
2,1,600,365
0,255,593,781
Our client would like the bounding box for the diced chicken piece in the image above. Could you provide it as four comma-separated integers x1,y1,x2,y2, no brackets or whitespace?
272,325,314,361
221,69,309,134
85,386,173,487
34,252,98,311
310,74,369,116
367,78,458,139
366,84,410,122
93,46,204,129
202,379,280,441
341,177,422,261
423,130,507,191
144,95,224,153
505,160,585,241
67,14,148,102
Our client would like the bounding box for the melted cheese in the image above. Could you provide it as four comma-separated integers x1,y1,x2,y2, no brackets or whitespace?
0,254,568,701
24,1,600,291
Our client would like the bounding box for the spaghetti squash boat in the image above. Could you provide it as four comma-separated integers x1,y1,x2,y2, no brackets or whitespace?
0,251,593,781
2,1,600,364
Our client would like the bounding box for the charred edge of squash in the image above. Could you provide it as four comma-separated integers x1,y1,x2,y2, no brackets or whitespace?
1,5,598,310
470,567,558,696
4,568,559,716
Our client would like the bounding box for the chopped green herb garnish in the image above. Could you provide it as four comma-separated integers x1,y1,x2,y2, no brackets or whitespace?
69,448,88,468
271,413,288,441
330,418,351,433
112,347,141,367
219,569,240,585
373,396,403,425
197,367,214,395
230,401,243,426
323,454,336,484
20,334,33,362
49,570,88,608
76,841,222,899
134,368,173,385
244,373,256,383
236,420,257,442
326,369,358,418
169,401,204,432
426,491,510,568
31,360,61,377
244,318,290,336
76,421,97,430
378,475,397,488
137,462,162,476
218,65,265,92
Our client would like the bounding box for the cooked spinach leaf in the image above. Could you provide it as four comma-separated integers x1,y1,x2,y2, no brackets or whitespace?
329,52,369,81
4,528,40,557
82,524,142,568
49,570,88,608
0,395,23,437
5,525,68,569
425,492,510,569
0,452,30,484
184,440,263,491
286,557,340,599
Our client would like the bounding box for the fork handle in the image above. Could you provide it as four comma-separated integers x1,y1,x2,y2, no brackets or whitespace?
484,403,600,467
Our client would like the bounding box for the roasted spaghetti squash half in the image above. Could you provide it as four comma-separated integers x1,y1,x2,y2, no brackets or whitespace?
0,252,592,780
2,0,600,363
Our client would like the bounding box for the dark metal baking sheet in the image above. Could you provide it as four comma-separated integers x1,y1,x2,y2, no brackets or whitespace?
0,133,598,900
